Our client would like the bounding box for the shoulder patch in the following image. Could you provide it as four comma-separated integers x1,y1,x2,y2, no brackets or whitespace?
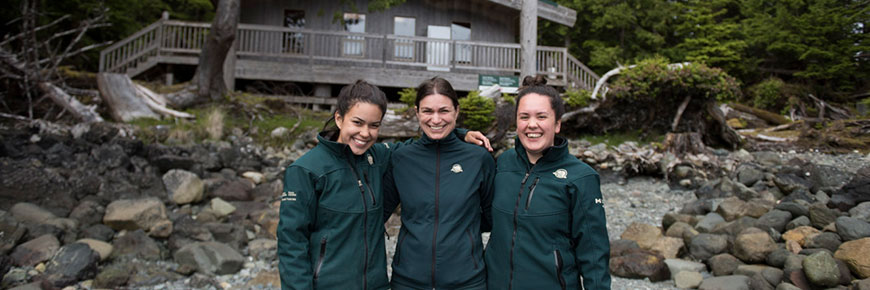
553,168,568,179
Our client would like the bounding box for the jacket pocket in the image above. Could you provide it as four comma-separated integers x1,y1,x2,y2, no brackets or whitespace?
465,229,478,269
393,230,407,266
314,236,328,283
554,249,567,290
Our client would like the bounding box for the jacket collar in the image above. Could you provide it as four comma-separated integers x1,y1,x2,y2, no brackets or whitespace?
418,130,460,146
317,130,358,158
514,135,568,166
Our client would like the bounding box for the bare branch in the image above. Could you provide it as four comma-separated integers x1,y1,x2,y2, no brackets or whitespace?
0,15,71,47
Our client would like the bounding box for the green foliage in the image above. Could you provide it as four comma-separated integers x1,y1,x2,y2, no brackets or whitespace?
747,77,785,110
563,89,592,108
395,87,417,114
610,56,742,103
458,91,496,132
501,93,516,105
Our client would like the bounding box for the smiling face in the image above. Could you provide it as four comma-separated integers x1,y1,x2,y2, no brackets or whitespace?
335,102,383,155
516,93,560,164
416,94,459,140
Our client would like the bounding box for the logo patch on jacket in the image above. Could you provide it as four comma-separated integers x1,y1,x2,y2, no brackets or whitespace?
451,164,463,173
281,191,297,202
553,169,568,179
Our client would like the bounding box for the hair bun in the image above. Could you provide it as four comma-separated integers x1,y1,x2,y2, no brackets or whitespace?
520,75,547,89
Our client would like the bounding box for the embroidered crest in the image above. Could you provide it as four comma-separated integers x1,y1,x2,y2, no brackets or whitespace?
553,169,568,179
281,191,297,202
451,164,463,173
367,154,374,165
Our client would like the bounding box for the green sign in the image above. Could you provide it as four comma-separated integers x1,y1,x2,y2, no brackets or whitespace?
478,75,519,93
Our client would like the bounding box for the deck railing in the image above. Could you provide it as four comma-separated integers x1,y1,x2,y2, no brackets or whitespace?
100,19,601,91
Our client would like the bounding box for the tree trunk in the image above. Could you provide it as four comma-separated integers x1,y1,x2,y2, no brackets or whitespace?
193,0,239,103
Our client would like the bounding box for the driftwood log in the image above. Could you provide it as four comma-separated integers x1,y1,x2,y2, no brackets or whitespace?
97,73,193,122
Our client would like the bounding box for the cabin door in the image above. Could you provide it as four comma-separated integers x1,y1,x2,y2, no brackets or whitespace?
426,25,451,71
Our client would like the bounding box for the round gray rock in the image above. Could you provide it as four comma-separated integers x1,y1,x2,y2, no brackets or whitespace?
836,216,870,241
802,251,839,287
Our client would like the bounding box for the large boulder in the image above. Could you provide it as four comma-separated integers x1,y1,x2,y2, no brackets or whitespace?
41,243,100,288
802,251,840,287
733,227,777,263
162,169,204,205
0,211,26,255
834,238,870,279
10,202,56,225
698,275,751,290
174,241,245,275
695,213,726,233
689,234,729,261
609,248,670,282
111,230,163,261
783,226,820,247
709,253,744,276
716,197,748,221
9,234,59,267
103,197,172,237
209,178,255,201
756,210,792,234
829,166,870,212
620,222,663,250
649,236,683,259
836,216,870,241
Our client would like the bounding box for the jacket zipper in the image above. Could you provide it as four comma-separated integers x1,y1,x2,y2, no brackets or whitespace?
431,143,441,289
314,236,328,283
465,229,478,269
509,167,533,290
363,171,376,206
524,177,540,210
554,249,567,290
344,155,369,289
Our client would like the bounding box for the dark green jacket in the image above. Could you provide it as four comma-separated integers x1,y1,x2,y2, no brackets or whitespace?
485,137,611,290
278,132,391,290
383,131,495,290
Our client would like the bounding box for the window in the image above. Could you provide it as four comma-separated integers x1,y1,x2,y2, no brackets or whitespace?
452,22,471,64
393,16,416,60
283,10,305,54
343,13,366,57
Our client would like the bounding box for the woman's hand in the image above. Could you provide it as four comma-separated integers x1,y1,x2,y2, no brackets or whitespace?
465,131,493,152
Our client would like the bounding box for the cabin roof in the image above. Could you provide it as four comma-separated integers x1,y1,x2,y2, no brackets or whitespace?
487,0,577,27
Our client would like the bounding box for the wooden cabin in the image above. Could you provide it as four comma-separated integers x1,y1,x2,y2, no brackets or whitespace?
100,0,599,99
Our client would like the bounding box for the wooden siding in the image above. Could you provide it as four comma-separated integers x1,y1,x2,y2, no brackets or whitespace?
239,0,519,44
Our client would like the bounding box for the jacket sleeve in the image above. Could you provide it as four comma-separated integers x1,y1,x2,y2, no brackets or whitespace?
278,165,318,290
382,154,400,222
479,153,496,233
569,174,611,290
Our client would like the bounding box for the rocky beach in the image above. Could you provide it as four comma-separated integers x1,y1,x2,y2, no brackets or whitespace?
2,120,870,289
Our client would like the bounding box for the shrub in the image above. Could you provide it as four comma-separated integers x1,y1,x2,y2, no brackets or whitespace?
502,93,516,105
563,89,592,108
747,77,785,110
610,56,742,103
458,91,496,132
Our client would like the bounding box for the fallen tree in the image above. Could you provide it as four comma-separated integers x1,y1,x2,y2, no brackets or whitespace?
562,58,743,154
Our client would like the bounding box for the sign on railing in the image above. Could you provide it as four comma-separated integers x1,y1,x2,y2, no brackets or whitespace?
479,74,519,94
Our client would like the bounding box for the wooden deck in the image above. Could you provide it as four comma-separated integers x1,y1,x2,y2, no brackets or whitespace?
100,19,600,92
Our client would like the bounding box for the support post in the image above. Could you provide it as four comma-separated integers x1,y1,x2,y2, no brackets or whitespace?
520,0,537,78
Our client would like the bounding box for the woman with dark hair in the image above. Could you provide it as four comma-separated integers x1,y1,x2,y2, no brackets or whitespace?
279,80,489,290
484,76,611,289
383,77,495,290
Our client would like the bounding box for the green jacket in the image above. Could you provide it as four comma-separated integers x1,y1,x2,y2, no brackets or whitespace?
383,131,495,290
278,132,391,290
484,137,611,290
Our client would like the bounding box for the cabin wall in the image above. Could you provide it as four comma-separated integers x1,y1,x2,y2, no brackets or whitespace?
239,0,519,43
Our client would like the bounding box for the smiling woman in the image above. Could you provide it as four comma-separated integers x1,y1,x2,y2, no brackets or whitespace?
383,77,495,290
